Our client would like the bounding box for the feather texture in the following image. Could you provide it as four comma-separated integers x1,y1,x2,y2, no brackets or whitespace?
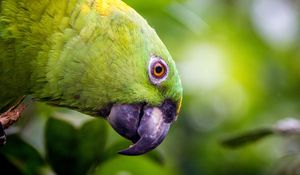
0,0,182,115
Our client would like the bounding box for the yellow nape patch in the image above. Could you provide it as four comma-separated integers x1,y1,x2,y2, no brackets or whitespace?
176,96,183,115
81,4,91,14
91,0,130,16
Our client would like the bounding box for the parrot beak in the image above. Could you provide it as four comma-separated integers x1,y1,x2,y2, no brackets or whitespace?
107,100,177,155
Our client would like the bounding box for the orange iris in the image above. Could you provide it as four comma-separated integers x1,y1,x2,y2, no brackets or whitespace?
153,62,166,78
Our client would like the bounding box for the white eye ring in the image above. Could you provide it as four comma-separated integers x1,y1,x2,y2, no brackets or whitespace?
148,55,169,85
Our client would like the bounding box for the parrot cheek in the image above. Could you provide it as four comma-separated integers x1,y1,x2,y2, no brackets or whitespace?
107,100,177,155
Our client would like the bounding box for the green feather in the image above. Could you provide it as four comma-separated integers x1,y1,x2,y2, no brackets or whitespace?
0,0,182,116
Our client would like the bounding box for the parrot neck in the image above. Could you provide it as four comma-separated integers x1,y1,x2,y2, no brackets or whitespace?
1,0,92,101
0,0,134,109
1,0,81,106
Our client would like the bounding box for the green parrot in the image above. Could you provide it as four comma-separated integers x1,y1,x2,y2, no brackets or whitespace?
0,0,182,155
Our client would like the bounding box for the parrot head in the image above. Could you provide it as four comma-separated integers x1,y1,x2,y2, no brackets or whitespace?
104,52,183,155
94,7,183,155
49,1,183,155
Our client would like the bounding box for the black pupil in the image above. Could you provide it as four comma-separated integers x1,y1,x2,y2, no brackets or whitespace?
155,66,163,74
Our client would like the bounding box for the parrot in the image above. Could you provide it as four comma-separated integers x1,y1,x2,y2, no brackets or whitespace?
0,0,182,155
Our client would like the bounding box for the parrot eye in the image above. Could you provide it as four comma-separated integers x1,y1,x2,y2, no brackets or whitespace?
148,56,168,85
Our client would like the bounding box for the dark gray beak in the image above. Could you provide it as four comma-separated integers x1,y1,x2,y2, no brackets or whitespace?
107,100,177,155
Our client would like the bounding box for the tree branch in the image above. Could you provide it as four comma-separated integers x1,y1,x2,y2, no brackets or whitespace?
0,96,27,129
221,118,300,148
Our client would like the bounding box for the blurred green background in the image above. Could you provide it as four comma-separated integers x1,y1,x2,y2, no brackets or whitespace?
2,0,300,174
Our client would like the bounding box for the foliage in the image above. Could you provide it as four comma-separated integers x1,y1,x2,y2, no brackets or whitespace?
0,104,171,175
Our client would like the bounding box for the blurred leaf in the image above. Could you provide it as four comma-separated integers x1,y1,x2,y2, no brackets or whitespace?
146,150,165,165
221,128,274,148
0,134,45,175
102,140,131,161
45,118,77,175
77,119,107,174
46,117,108,175
92,156,172,175
0,154,23,175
